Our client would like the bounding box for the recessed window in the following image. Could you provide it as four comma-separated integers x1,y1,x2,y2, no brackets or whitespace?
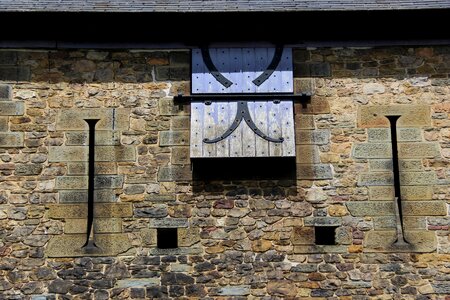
157,228,178,249
314,226,337,245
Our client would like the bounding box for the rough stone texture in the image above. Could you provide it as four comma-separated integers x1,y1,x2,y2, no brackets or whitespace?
0,47,448,299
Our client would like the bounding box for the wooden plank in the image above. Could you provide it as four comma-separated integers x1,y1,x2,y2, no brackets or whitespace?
243,48,255,93
242,101,256,157
254,48,269,94
208,48,220,93
203,101,216,157
191,49,203,94
216,101,231,157
268,101,282,156
280,48,294,93
254,100,269,157
280,100,296,156
228,48,242,93
229,102,243,157
190,101,203,157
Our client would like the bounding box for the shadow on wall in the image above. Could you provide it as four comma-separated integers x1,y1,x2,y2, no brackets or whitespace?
191,157,297,197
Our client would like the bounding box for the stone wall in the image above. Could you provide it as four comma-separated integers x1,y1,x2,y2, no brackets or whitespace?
0,47,449,298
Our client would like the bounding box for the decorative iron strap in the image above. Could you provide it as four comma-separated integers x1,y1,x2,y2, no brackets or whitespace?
200,48,233,88
252,46,284,86
203,101,284,144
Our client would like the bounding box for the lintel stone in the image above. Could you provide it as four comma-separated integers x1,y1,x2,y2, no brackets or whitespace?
148,218,188,228
363,230,436,253
46,233,132,257
358,105,430,128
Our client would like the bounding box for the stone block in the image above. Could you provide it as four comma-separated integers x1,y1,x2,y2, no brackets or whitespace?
149,218,188,228
400,172,436,186
398,128,422,142
55,176,88,189
144,194,176,202
0,66,31,81
0,102,24,116
296,145,320,164
432,284,450,294
401,186,433,200
373,216,426,229
294,78,315,95
158,165,192,182
217,285,251,296
358,105,430,128
403,201,447,216
65,218,122,234
141,228,157,246
352,143,391,158
148,247,202,256
96,146,136,162
65,131,120,146
297,164,332,180
358,173,393,186
14,164,42,176
171,116,190,130
46,233,132,257
363,230,436,253
0,117,8,131
297,97,330,115
48,203,133,219
95,175,124,189
399,159,424,171
295,114,315,130
59,190,116,203
171,147,190,165
0,132,23,147
0,51,17,65
155,66,189,81
56,108,130,131
398,143,440,158
368,128,390,141
48,146,88,162
335,227,352,245
291,227,314,245
294,62,331,77
159,131,189,146
368,186,394,200
134,205,168,218
346,201,394,217
178,227,201,247
304,217,342,226
67,162,117,175
294,245,347,254
115,278,159,289
369,160,392,171
296,130,329,145
0,84,12,99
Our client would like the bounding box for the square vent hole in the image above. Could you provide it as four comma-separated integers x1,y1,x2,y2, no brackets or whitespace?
314,226,337,245
157,228,178,249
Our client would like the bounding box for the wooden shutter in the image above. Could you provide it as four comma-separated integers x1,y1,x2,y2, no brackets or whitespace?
190,47,295,158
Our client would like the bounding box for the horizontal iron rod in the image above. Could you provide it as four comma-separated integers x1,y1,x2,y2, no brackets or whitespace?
174,93,311,103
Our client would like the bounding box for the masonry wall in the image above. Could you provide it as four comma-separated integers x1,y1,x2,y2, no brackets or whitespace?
0,47,449,299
